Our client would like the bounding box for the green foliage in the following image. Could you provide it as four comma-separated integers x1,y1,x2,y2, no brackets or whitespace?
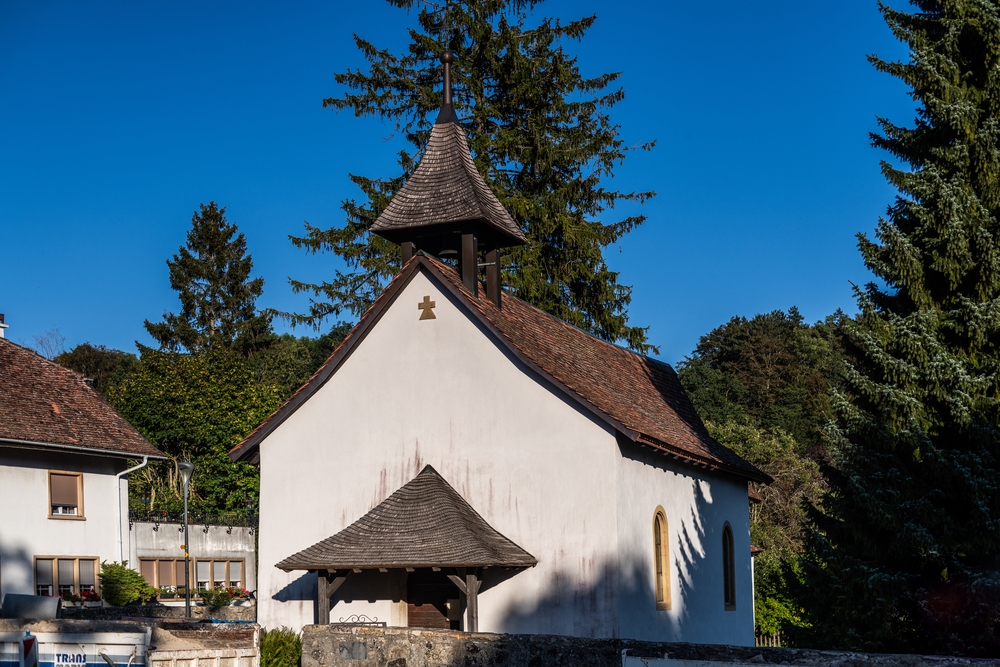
252,323,352,399
260,628,301,667
199,587,234,608
108,347,282,513
99,561,157,607
288,0,656,352
54,343,137,396
678,308,844,454
801,0,1000,656
677,308,840,639
707,421,823,638
145,202,273,357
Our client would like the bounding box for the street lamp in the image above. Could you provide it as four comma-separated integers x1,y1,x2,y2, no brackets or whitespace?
178,461,195,619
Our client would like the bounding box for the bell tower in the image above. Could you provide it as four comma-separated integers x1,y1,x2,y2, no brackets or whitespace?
369,51,527,307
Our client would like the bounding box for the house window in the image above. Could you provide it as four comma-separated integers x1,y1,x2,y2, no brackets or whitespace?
140,558,243,592
49,472,83,518
138,559,189,590
34,557,98,597
722,522,736,610
196,559,243,591
652,507,671,610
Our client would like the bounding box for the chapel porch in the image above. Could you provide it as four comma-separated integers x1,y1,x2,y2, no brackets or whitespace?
276,465,536,631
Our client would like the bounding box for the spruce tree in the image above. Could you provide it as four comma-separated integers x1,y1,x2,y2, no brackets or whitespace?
145,202,273,357
802,1,1000,655
289,0,656,351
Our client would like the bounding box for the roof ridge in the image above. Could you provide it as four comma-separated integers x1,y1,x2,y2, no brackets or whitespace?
424,254,670,369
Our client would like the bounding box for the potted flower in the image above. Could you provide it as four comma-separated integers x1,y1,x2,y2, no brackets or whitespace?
61,592,82,608
159,586,176,600
81,590,102,608
226,587,252,606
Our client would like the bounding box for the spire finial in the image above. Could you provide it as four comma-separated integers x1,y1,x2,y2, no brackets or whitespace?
435,1,458,124
436,49,458,124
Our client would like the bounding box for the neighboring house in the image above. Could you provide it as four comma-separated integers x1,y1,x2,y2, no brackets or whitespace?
129,516,257,597
230,55,771,646
0,337,166,602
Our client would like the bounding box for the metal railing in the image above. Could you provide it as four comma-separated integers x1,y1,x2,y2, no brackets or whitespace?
128,510,259,532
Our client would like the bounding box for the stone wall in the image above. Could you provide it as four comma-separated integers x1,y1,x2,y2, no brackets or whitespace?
301,625,997,667
59,601,255,622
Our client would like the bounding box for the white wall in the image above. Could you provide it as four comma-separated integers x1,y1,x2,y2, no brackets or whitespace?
255,267,756,644
0,446,127,601
257,270,621,636
128,522,257,593
615,441,755,646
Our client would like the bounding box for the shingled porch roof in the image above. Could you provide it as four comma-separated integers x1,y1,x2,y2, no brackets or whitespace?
276,465,537,571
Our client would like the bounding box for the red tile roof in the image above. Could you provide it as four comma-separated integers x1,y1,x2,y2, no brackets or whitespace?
0,338,165,458
230,256,769,483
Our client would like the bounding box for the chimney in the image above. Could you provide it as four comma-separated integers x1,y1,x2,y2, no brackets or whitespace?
0,313,7,339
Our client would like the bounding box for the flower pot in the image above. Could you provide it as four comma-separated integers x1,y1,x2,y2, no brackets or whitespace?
83,601,102,608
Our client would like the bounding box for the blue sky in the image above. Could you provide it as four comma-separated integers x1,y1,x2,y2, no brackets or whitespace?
0,0,912,364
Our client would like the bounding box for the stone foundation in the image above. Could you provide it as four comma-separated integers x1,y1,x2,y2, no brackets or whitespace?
301,625,997,667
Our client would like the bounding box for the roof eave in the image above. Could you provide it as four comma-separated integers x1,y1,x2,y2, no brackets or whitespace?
634,433,773,484
277,561,537,573
0,437,168,460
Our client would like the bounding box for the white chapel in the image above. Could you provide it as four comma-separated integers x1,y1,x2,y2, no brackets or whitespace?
230,51,770,646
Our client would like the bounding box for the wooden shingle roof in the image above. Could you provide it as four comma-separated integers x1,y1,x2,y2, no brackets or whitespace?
230,256,770,485
276,465,537,571
369,115,528,248
0,338,165,458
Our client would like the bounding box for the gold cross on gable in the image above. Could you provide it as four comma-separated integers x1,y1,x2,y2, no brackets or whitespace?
418,295,437,320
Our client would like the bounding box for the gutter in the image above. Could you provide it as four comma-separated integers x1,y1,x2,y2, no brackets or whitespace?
116,456,150,562
0,437,166,460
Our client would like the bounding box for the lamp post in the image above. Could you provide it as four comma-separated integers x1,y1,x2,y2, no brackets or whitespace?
178,461,195,619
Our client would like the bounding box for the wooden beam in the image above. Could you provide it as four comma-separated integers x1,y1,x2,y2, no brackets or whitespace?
466,570,481,632
317,571,330,625
446,574,468,595
461,233,478,296
485,246,500,308
317,570,349,625
401,241,415,264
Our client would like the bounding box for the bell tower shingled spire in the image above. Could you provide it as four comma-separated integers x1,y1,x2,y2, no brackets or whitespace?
369,50,527,306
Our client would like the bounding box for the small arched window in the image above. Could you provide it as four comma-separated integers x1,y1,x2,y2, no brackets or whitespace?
652,507,671,610
722,522,736,610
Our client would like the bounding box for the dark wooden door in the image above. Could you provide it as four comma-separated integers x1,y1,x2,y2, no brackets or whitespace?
406,569,459,629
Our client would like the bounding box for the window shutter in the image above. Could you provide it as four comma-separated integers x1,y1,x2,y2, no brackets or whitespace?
79,560,95,587
158,561,174,587
50,474,79,506
58,559,75,587
140,560,155,585
36,559,53,585
230,561,242,586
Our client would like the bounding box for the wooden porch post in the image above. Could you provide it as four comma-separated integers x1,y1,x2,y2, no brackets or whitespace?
316,570,349,625
465,570,481,632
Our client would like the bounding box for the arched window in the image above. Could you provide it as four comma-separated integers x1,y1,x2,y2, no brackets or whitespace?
652,507,670,610
722,522,736,610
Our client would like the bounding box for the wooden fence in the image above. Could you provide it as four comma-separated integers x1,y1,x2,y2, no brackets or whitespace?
756,632,782,647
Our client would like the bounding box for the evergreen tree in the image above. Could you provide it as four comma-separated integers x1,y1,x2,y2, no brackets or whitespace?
801,1,1000,655
145,202,272,357
289,0,656,351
